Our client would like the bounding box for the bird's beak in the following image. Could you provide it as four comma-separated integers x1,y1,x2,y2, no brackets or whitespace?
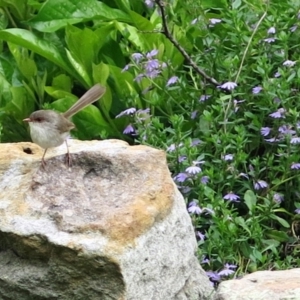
23,118,31,122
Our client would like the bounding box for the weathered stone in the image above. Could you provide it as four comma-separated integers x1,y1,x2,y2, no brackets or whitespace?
0,140,214,300
215,268,300,300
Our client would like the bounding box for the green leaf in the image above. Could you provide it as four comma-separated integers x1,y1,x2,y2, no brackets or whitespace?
5,86,35,120
234,216,251,235
270,214,290,228
92,62,111,111
0,0,27,20
115,21,150,50
66,49,92,86
265,230,289,242
65,25,100,75
8,42,37,79
28,0,131,32
44,87,75,100
244,190,257,212
0,28,78,80
52,74,72,91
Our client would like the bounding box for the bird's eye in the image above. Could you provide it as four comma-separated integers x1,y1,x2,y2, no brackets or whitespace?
35,117,42,122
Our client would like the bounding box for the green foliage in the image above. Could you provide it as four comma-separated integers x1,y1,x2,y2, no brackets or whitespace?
1,0,300,282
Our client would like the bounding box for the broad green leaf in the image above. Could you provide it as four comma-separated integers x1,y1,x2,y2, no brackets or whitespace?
92,62,110,85
200,0,227,9
65,25,98,75
0,63,13,105
44,87,75,100
5,86,35,120
129,10,156,31
115,21,149,50
0,8,8,31
28,0,131,32
0,0,26,20
52,74,72,91
244,190,257,212
66,49,91,87
109,64,136,95
8,42,37,79
0,29,77,79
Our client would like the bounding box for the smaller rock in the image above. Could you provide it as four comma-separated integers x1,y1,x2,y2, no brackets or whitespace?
215,268,300,300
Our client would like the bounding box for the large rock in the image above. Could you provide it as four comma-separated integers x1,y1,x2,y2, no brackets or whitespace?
215,268,300,300
0,140,214,300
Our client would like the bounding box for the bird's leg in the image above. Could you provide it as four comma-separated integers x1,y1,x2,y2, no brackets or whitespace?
41,148,48,169
65,139,72,167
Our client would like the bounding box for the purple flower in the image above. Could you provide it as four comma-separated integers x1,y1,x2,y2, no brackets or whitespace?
274,71,281,78
223,192,240,202
291,163,300,170
238,172,249,179
188,201,202,214
233,99,245,112
252,86,263,94
201,176,209,184
146,69,161,79
201,258,210,264
196,231,205,241
146,49,158,59
166,76,178,86
167,143,182,152
254,180,268,190
290,25,297,32
186,165,201,174
283,60,296,67
269,108,286,118
191,18,198,25
200,95,211,102
132,53,143,63
206,271,221,282
274,98,281,104
265,137,281,143
186,160,205,174
295,208,300,214
261,127,271,136
218,268,235,276
204,207,214,215
267,27,276,34
173,173,188,182
145,59,160,72
209,18,222,25
223,154,234,161
279,125,295,135
145,0,155,8
123,124,136,134
219,81,237,91
178,156,187,163
191,138,202,146
273,193,284,203
264,37,276,43
122,64,130,72
116,107,136,118
134,74,144,82
291,137,300,144
218,264,237,276
167,144,176,152
191,110,198,119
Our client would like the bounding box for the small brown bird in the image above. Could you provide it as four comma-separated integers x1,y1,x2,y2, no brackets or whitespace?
23,84,106,167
